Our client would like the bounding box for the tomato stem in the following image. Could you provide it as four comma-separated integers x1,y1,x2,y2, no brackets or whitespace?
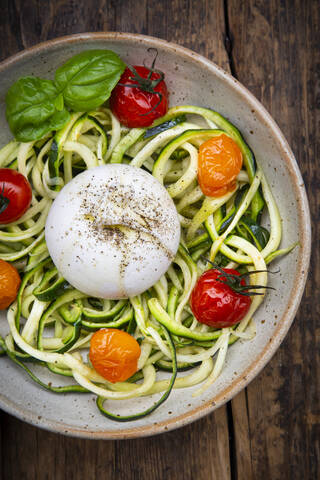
0,183,10,215
202,257,277,296
117,49,165,117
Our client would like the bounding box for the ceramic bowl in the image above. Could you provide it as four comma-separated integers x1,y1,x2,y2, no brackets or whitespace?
0,32,311,439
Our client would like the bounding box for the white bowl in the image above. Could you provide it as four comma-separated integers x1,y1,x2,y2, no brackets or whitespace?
0,32,311,439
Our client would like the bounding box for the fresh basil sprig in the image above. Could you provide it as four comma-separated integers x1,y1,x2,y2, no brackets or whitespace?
5,50,126,142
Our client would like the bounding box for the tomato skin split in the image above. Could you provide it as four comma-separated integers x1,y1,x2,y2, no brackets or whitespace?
198,134,243,197
190,268,251,329
110,66,168,128
89,328,141,383
0,259,21,309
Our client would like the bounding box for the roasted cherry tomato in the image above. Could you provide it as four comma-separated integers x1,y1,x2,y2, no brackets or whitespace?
190,268,251,328
110,65,168,128
89,328,141,383
0,169,32,224
0,259,21,309
198,134,243,197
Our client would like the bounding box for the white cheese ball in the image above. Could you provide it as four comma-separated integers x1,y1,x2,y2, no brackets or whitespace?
45,164,180,299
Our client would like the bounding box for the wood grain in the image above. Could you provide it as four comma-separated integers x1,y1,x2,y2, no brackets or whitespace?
227,1,319,478
0,409,231,480
0,0,318,479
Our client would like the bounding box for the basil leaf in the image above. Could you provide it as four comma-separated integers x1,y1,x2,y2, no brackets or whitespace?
15,110,70,143
5,49,125,142
54,93,65,111
54,50,126,111
5,77,70,141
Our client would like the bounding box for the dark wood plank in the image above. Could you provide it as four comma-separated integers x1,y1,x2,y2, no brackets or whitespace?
115,410,230,480
146,0,230,71
227,0,319,478
0,1,233,479
1,409,231,480
0,0,23,61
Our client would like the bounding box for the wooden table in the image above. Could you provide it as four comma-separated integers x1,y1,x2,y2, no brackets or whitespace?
0,1,318,478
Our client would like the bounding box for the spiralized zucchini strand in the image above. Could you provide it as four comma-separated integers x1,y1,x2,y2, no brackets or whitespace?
167,142,198,198
209,169,262,261
130,123,200,168
1,103,291,421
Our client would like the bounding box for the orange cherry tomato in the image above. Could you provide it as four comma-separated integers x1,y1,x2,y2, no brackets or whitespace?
0,259,21,309
198,134,243,197
89,328,141,383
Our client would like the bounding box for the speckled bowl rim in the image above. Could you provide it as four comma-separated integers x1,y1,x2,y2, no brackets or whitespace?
0,32,311,440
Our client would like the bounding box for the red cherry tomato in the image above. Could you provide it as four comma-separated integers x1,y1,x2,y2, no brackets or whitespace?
190,268,251,328
198,134,243,197
89,328,141,383
109,66,168,127
0,169,32,224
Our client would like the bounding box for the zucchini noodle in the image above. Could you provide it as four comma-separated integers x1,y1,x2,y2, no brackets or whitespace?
0,105,293,421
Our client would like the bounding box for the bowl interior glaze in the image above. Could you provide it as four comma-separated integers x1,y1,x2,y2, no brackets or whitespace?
0,33,311,439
